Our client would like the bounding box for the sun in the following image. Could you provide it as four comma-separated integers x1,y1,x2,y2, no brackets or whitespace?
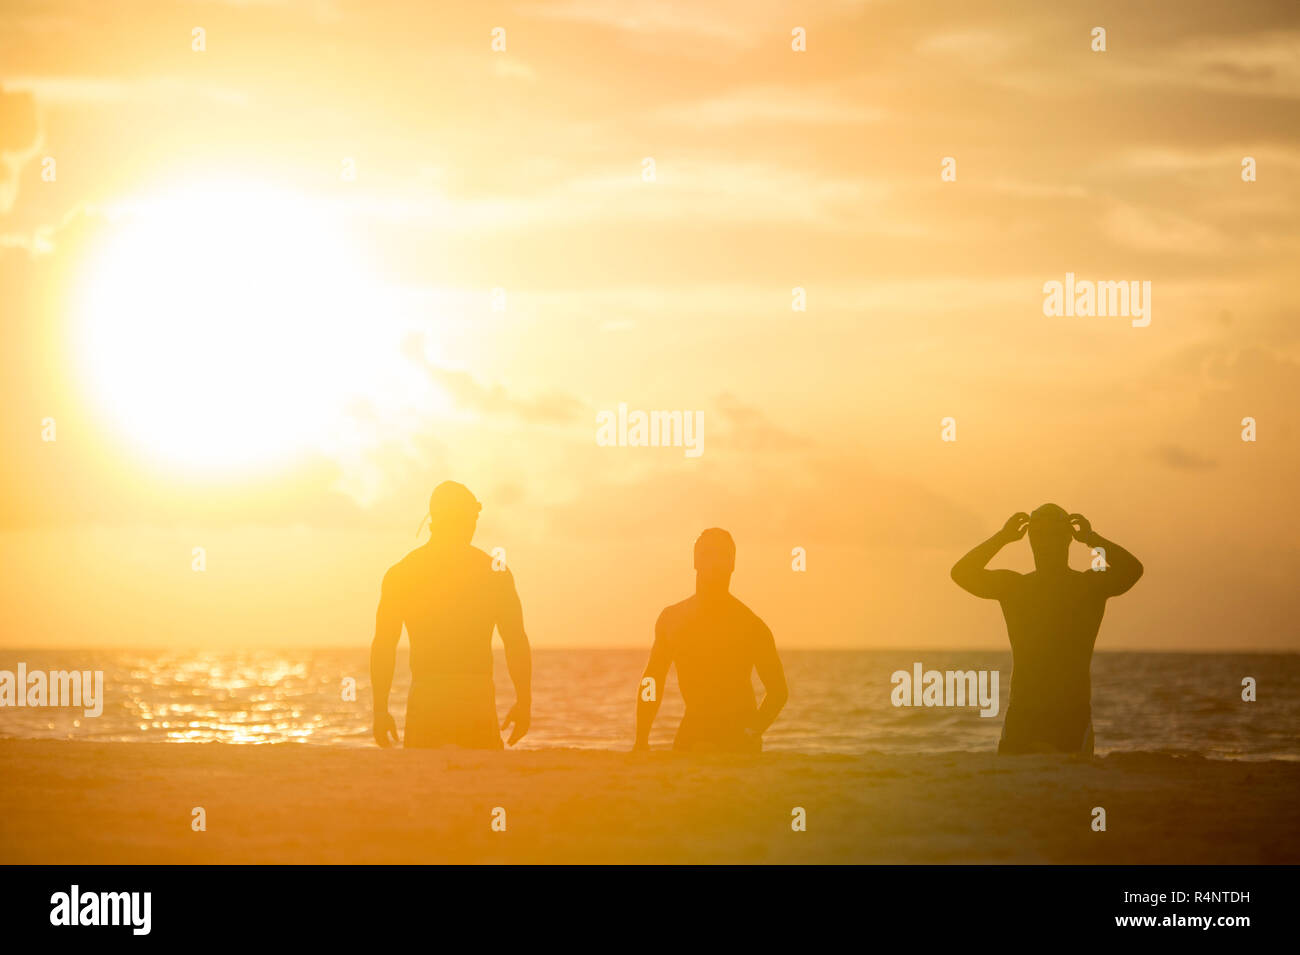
74,181,402,475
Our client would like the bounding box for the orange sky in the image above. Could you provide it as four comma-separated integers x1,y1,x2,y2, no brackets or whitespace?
1,0,1297,650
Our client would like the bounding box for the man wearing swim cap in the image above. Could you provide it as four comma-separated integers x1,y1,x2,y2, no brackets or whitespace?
635,528,788,753
370,481,532,748
951,504,1143,754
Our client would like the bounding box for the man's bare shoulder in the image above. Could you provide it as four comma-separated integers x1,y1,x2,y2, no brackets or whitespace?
393,543,494,569
1020,569,1091,581
656,596,695,630
728,595,772,635
382,545,433,591
993,569,1030,589
389,546,427,572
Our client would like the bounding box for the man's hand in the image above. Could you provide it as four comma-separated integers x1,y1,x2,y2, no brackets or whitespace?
373,711,399,747
999,512,1030,543
1069,513,1093,543
500,702,531,746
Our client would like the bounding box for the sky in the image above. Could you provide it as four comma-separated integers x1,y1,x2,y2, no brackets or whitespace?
0,0,1297,650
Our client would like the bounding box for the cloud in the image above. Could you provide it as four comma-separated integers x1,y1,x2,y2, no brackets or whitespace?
490,58,538,83
1102,202,1229,256
713,393,810,452
1172,31,1300,98
915,30,1022,65
0,86,40,214
0,87,37,151
401,336,583,424
552,160,887,232
1155,444,1218,471
521,0,778,50
658,85,883,127
0,75,250,107
430,366,584,423
540,446,981,552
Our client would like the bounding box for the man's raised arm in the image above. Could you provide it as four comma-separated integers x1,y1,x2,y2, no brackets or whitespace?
1071,514,1144,596
370,568,402,747
951,513,1028,599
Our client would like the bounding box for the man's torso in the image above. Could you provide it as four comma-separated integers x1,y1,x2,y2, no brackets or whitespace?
660,595,766,751
998,570,1108,750
386,543,502,679
384,543,507,748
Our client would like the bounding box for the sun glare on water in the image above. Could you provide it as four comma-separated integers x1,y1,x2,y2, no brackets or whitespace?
75,181,418,475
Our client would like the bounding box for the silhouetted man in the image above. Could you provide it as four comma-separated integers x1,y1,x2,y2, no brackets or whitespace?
371,481,531,749
951,504,1142,754
635,528,788,753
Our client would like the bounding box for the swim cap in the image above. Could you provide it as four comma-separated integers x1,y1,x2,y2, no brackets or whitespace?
428,481,482,520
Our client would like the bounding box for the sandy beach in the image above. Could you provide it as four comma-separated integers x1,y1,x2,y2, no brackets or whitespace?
2,740,1297,864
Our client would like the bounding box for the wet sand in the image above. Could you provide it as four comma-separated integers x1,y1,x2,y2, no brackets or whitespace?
1,741,1297,864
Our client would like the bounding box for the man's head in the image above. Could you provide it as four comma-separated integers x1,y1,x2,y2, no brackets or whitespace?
693,527,736,591
1027,502,1072,569
427,481,481,545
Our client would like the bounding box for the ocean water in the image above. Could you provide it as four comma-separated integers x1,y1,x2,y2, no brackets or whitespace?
0,650,1295,760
